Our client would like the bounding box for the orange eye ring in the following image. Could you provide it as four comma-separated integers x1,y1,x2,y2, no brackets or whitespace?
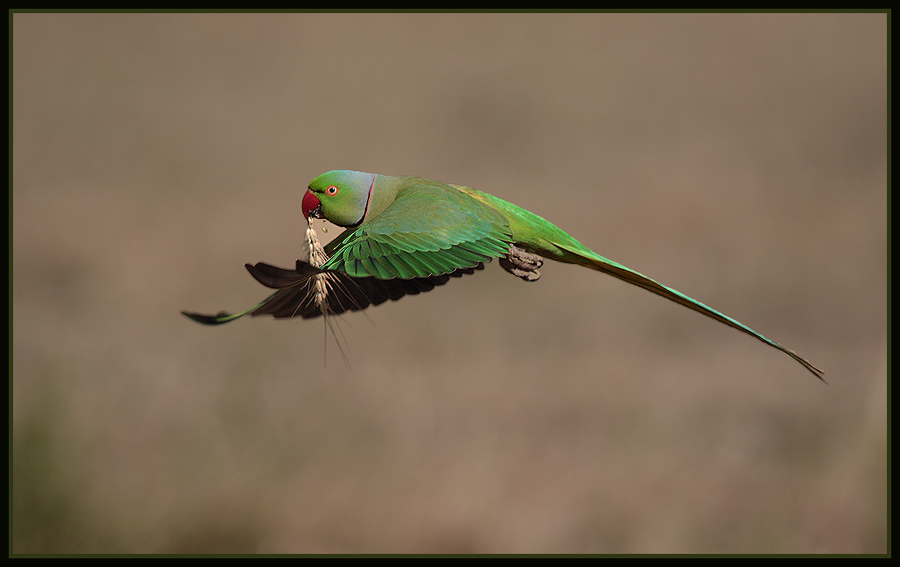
326,185,339,195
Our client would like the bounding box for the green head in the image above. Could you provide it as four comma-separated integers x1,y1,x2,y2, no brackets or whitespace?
303,170,376,227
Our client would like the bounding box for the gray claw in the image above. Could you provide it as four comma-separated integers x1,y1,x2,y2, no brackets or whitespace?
500,244,544,282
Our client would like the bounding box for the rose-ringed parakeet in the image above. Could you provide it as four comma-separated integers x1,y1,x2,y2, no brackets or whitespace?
183,170,823,380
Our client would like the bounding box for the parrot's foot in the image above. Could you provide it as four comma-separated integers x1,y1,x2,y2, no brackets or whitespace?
500,244,543,282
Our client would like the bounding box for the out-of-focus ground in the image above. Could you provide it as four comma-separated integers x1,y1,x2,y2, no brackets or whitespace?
12,13,886,554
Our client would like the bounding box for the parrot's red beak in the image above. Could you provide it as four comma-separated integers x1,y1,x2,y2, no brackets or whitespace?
302,190,322,219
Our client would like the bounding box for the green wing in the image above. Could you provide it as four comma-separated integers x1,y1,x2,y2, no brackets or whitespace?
322,183,513,279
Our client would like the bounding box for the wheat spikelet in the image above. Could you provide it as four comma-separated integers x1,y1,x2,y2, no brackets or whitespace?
304,220,355,366
305,220,333,315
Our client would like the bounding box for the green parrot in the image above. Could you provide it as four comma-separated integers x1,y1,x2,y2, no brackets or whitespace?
183,170,823,380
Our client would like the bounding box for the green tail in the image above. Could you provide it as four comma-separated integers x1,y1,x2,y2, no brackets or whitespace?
557,236,824,381
579,251,823,380
465,186,824,381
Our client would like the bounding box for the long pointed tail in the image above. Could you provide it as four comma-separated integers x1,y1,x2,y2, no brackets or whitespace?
458,186,822,380
576,252,824,381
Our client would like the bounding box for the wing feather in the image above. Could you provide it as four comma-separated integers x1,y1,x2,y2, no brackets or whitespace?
323,182,513,279
242,261,485,320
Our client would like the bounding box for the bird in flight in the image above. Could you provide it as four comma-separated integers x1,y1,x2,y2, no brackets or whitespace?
183,170,823,380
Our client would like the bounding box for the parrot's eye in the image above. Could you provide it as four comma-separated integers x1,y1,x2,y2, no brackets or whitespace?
326,185,339,195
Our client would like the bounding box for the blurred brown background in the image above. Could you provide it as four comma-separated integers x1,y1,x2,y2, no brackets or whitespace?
12,13,886,554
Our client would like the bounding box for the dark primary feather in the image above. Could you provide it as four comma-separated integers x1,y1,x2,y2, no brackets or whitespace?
181,259,484,324
182,261,481,324
246,260,483,319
